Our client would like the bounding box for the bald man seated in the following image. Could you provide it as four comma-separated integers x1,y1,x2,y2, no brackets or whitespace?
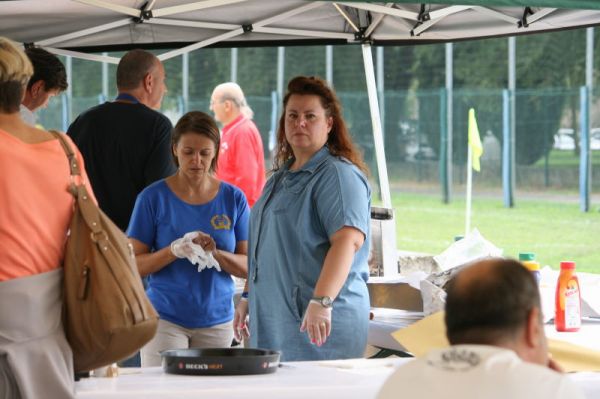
377,258,584,399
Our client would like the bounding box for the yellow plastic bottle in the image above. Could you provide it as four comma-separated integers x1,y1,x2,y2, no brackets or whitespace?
519,252,541,284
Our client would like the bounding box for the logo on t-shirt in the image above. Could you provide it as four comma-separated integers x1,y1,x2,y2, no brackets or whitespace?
428,348,481,372
211,214,232,230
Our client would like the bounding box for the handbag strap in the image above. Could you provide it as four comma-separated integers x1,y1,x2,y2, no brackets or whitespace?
49,130,81,178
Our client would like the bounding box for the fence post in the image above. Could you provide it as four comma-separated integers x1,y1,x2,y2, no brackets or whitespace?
502,89,514,208
580,85,591,212
269,90,278,155
61,93,69,132
439,88,450,203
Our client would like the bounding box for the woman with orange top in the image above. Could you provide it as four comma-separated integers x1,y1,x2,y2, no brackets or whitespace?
0,37,94,398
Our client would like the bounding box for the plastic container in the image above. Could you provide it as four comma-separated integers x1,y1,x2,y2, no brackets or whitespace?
555,261,581,332
519,252,541,284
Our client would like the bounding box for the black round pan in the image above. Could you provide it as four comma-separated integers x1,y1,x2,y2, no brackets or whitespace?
160,348,281,376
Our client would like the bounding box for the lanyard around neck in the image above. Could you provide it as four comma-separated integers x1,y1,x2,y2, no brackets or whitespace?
115,93,139,104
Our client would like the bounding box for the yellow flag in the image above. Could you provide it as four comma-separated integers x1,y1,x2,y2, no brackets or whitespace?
468,108,483,172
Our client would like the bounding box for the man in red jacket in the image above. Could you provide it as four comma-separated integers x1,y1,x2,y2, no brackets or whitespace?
210,82,265,207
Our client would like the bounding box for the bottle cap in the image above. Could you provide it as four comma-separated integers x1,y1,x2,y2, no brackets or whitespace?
524,262,540,271
518,252,535,261
560,261,576,270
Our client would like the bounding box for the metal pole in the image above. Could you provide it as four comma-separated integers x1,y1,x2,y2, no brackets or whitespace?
376,46,385,141
361,43,391,208
507,36,516,207
581,27,594,212
277,47,285,102
326,45,333,85
182,52,189,113
65,56,73,130
444,42,453,204
230,48,238,83
101,52,108,101
580,86,590,212
502,89,511,207
586,28,594,88
362,43,396,277
440,88,448,202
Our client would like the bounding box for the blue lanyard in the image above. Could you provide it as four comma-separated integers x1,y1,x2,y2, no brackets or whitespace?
115,93,139,104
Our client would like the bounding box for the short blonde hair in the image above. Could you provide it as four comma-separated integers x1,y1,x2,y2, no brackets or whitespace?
0,37,33,85
0,37,33,113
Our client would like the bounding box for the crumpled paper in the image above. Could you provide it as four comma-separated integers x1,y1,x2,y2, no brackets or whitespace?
419,229,502,314
433,228,502,272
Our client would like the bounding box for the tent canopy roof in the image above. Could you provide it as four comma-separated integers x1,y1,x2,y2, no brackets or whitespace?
352,1,600,10
1,1,600,62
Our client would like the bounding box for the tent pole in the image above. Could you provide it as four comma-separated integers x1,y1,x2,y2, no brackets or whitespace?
377,46,385,141
361,43,391,209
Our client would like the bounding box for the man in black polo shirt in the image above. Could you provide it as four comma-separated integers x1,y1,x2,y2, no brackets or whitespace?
68,49,175,232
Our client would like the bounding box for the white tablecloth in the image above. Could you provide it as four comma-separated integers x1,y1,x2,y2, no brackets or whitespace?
75,358,402,399
75,317,600,398
74,356,600,399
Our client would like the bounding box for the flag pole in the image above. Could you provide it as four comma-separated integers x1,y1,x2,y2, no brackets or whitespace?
466,107,483,236
465,144,473,236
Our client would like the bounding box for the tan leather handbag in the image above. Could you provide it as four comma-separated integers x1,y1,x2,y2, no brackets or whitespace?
51,132,158,372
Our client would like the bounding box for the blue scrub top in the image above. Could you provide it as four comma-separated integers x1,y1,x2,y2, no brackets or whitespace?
248,147,371,361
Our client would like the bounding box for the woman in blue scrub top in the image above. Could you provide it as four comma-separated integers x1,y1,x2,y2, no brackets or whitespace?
234,76,371,361
128,111,250,366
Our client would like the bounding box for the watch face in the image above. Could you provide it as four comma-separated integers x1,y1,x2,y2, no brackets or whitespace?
321,296,333,307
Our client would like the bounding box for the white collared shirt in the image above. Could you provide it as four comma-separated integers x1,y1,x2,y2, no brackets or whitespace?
20,104,36,126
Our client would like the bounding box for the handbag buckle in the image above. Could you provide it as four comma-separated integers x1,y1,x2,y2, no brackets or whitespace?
90,231,108,243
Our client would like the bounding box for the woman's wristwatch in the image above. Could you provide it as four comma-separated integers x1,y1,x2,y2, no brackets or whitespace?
310,296,333,308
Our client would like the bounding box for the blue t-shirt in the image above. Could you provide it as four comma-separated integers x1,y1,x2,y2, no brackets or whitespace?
127,179,249,328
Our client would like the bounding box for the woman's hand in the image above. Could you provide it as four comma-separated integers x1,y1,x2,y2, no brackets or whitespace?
300,302,332,347
233,298,250,342
192,231,216,252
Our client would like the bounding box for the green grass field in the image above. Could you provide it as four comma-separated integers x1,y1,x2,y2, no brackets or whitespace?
534,149,600,168
392,192,600,273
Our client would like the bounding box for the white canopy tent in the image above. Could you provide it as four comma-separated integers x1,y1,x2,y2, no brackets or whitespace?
2,1,600,59
1,1,599,274
2,0,599,203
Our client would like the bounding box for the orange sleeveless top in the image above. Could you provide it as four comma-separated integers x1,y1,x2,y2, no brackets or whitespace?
0,129,95,281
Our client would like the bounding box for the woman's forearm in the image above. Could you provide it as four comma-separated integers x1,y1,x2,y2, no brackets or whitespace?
313,226,365,299
135,246,177,277
213,250,248,278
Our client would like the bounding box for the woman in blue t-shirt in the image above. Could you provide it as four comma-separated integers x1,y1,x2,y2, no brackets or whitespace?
127,111,250,367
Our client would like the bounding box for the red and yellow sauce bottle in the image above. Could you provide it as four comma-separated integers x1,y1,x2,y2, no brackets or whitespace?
555,261,581,332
